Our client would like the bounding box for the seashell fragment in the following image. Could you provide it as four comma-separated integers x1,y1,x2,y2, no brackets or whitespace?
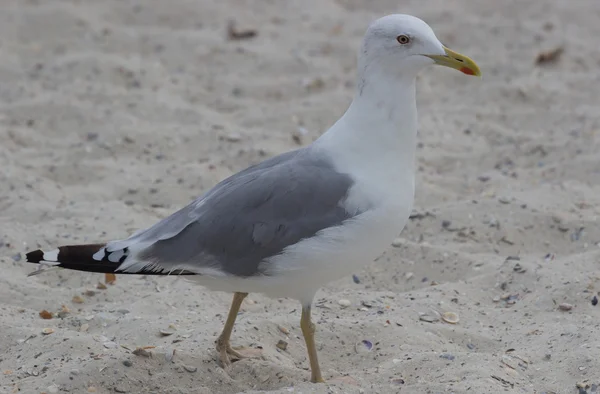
441,312,459,324
42,328,54,335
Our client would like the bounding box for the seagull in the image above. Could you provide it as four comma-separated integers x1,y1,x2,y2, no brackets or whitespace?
25,14,480,383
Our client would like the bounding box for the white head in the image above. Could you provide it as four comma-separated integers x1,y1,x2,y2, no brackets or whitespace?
358,14,480,83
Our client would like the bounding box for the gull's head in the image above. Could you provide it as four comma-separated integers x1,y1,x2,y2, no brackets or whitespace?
359,14,481,79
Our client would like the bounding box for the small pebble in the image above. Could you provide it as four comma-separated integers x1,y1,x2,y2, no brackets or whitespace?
302,77,325,91
11,253,21,262
338,299,351,308
165,348,175,362
291,129,305,145
57,306,70,319
276,339,288,351
439,353,455,360
592,296,598,306
132,347,152,357
84,290,96,297
352,274,360,284
70,369,80,376
39,310,53,319
42,328,54,335
558,303,573,311
225,133,242,142
122,360,133,367
131,347,152,357
72,295,84,304
183,365,197,373
391,238,403,247
355,339,372,353
277,325,289,335
571,227,584,242
80,323,89,332
103,341,118,349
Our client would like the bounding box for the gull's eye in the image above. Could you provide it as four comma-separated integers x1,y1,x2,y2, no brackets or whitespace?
396,35,410,45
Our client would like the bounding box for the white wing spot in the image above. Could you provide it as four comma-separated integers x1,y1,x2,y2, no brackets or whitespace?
108,249,124,263
92,248,106,261
42,249,59,262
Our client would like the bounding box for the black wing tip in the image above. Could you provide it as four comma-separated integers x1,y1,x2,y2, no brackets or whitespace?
26,249,44,264
23,245,197,276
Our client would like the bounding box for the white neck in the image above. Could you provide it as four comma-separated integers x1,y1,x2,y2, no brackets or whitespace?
315,70,419,183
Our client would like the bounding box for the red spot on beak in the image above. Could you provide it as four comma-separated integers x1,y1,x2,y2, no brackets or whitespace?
460,67,475,75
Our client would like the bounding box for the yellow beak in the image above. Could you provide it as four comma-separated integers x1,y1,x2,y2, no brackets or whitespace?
425,46,481,76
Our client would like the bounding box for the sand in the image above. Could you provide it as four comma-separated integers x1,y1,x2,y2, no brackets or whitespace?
1,0,600,393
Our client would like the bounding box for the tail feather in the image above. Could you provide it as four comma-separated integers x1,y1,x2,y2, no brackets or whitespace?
25,243,195,276
26,244,122,274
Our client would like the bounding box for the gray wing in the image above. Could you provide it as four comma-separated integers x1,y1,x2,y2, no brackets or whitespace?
107,148,356,277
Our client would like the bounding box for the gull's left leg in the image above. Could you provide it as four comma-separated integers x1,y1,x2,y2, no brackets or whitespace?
216,292,260,367
300,303,325,383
